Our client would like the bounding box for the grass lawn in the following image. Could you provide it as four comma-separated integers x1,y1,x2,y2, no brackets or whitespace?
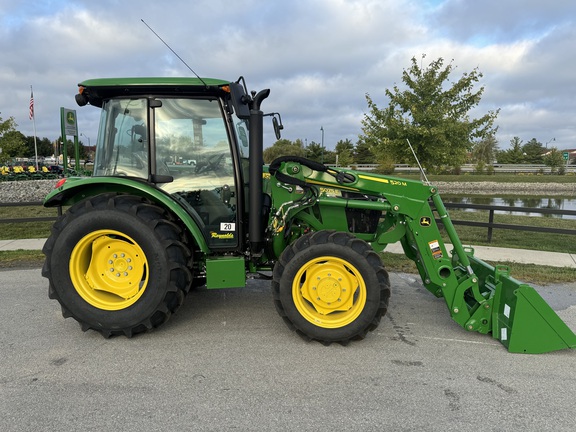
1,174,575,284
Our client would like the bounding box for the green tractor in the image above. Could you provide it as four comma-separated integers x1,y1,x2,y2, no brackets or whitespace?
42,77,575,353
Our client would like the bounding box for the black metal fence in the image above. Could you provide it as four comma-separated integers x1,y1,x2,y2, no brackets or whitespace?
440,202,576,242
0,202,62,224
1,201,575,243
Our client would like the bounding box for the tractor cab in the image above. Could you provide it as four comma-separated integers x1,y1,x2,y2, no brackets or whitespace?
76,78,257,250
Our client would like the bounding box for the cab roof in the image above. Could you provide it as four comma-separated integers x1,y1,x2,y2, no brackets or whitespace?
79,77,230,88
77,77,232,107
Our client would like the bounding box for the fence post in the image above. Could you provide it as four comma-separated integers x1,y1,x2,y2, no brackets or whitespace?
487,209,494,243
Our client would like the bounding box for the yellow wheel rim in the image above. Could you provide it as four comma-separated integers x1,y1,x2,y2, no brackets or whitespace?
292,256,367,328
69,229,149,311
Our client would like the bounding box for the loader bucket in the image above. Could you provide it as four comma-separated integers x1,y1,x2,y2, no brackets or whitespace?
469,256,576,354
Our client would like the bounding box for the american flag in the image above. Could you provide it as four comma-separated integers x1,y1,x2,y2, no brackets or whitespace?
29,89,34,120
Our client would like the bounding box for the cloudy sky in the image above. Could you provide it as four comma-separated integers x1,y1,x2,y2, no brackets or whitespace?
1,0,575,152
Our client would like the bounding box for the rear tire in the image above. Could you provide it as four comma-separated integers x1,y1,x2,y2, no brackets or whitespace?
42,193,192,337
272,230,390,345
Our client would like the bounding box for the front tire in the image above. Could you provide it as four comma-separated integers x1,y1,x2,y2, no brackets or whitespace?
42,193,192,337
272,230,390,345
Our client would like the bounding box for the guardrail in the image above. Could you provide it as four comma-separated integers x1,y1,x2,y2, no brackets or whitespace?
327,163,576,174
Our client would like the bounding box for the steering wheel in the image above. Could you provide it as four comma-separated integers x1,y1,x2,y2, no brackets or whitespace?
196,153,225,174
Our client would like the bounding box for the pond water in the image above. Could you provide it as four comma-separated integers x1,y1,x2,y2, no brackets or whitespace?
442,195,576,219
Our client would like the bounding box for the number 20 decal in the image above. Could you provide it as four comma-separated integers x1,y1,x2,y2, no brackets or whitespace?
220,223,236,232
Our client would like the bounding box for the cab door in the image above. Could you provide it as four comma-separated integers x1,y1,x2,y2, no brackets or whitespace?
153,97,240,249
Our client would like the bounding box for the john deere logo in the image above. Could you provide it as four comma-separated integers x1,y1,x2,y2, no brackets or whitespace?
66,111,76,125
420,217,432,227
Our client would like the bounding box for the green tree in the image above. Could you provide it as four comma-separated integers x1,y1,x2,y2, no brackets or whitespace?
522,138,545,164
322,150,337,165
335,139,354,155
336,149,353,167
354,140,375,164
56,137,89,162
335,139,355,166
263,138,305,164
372,142,396,174
471,134,499,173
543,147,565,174
0,115,26,164
25,136,54,157
304,141,324,162
360,55,499,173
497,137,524,164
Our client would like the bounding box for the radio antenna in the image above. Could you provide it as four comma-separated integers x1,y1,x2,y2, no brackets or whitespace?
141,19,208,87
406,139,430,184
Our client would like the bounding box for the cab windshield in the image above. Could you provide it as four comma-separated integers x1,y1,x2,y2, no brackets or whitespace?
94,98,233,181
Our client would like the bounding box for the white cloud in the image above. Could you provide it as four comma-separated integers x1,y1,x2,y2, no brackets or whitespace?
1,0,575,151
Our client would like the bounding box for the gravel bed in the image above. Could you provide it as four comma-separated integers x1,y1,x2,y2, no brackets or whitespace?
0,180,60,203
1,179,574,203
434,181,576,196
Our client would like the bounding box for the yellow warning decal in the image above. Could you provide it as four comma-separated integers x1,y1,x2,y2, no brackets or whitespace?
428,240,443,259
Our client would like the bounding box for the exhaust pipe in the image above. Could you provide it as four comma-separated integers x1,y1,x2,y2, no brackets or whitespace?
248,89,270,255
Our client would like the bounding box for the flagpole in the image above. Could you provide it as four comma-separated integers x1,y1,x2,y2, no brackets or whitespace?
30,85,39,170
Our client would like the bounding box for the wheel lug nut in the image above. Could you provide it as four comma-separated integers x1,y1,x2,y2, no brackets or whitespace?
124,272,128,276
121,253,125,258
108,260,113,264
113,254,117,258
116,273,120,277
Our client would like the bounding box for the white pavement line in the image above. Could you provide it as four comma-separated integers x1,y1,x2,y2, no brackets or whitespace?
418,336,499,346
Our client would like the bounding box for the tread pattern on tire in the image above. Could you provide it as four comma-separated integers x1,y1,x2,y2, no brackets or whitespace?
272,230,390,345
42,193,192,337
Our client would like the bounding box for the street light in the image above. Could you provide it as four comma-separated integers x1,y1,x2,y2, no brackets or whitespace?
320,126,324,164
80,133,91,147
545,137,555,149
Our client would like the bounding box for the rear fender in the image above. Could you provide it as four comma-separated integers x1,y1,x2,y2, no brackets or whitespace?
44,177,208,253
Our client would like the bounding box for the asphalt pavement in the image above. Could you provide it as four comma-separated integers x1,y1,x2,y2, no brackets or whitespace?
0,268,575,432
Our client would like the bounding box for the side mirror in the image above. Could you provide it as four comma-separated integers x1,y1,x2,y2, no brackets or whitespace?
272,114,284,140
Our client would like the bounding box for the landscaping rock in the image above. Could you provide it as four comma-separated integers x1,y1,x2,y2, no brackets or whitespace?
1,179,574,204
434,181,576,195
0,179,60,203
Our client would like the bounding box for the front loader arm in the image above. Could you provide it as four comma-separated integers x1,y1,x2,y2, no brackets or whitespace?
268,158,576,353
